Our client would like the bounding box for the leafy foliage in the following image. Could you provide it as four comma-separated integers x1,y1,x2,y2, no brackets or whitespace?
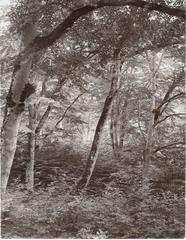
1,0,185,238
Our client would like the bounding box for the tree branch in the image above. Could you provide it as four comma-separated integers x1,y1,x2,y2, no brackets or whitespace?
35,103,53,134
154,113,186,125
153,141,185,153
8,0,185,111
20,1,185,59
152,68,184,124
100,0,185,19
162,92,185,106
55,92,85,128
123,40,184,63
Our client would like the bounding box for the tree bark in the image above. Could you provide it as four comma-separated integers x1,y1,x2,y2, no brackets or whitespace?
110,105,119,159
35,103,53,135
1,24,37,193
143,51,163,179
1,0,183,194
77,53,121,189
1,111,23,193
76,88,116,189
25,102,52,190
143,95,156,178
110,94,129,160
26,104,37,191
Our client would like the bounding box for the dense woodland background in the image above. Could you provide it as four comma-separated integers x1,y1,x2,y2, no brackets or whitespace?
0,0,185,238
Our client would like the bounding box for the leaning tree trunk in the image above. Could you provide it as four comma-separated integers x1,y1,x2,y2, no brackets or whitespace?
1,112,23,193
1,24,37,194
77,53,121,189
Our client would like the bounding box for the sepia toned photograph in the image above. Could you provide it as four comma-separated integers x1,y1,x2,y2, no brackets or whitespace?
0,0,185,238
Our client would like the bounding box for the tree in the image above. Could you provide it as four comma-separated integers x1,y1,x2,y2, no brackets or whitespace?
143,51,164,179
1,23,37,193
1,0,184,193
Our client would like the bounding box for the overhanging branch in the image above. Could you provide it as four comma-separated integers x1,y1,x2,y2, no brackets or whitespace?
21,1,185,58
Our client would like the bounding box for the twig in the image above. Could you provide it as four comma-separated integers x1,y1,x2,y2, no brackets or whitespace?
55,92,85,128
153,141,185,153
154,113,186,126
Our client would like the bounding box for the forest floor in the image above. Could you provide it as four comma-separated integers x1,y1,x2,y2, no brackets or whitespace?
1,144,185,238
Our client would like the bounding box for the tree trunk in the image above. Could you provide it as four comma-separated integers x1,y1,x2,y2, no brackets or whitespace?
110,93,129,160
77,89,116,189
1,24,37,194
143,95,156,178
25,102,52,190
77,54,121,189
1,110,23,193
143,51,164,179
110,106,119,159
25,104,37,191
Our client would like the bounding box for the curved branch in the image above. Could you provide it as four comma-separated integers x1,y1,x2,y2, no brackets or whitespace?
154,113,186,126
100,0,185,19
18,1,185,59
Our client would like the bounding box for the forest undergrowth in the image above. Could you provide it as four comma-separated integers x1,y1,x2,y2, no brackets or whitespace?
1,143,185,239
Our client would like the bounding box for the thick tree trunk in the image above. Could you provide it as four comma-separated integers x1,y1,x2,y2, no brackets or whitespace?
1,110,23,193
1,24,37,194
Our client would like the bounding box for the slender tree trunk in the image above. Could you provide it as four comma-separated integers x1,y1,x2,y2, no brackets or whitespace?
110,94,129,160
1,24,37,194
143,51,163,179
77,89,116,189
26,105,37,191
35,103,52,136
25,102,52,190
77,53,121,189
110,106,120,159
143,95,156,178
